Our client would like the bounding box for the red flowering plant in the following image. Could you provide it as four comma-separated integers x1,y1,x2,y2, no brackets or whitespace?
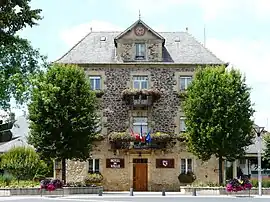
40,179,63,191
226,176,252,192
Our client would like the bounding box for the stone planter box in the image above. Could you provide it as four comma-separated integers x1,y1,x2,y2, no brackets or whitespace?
0,186,103,196
180,186,270,195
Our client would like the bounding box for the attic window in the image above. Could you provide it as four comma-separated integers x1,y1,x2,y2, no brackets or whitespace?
100,36,106,41
175,37,180,42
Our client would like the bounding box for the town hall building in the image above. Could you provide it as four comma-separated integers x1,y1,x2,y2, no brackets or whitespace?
56,19,225,191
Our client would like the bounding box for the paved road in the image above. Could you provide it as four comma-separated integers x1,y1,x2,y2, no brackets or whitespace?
1,196,270,202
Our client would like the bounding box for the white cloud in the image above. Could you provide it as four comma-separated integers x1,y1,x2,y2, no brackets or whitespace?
121,0,270,22
122,0,189,18
59,20,123,47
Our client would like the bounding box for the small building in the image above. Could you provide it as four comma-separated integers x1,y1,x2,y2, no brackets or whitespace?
56,19,226,191
0,115,30,153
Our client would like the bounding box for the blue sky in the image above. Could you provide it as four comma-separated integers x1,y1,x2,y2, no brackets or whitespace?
11,0,270,129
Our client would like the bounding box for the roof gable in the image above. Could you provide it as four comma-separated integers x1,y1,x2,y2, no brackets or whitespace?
114,19,165,42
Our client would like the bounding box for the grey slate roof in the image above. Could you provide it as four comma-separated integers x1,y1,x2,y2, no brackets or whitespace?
56,31,225,65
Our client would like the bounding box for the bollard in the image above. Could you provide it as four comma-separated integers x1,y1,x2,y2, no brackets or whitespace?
98,189,103,196
192,188,197,196
130,188,134,196
162,188,166,196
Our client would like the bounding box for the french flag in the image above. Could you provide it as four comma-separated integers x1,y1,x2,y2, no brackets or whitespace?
130,128,140,141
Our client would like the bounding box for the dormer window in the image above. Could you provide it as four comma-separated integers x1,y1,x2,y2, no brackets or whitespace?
135,43,146,60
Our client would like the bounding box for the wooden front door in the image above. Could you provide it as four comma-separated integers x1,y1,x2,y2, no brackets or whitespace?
133,158,148,191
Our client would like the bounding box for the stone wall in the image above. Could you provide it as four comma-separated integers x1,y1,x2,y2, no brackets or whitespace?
63,64,219,191
66,160,87,183
66,141,219,191
83,64,195,135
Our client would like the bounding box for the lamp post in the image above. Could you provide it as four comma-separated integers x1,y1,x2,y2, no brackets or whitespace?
253,126,265,196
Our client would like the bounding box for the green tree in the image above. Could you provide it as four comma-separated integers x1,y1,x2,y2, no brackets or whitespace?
263,133,270,168
0,0,42,44
0,0,46,110
0,146,48,180
28,64,99,182
183,65,254,185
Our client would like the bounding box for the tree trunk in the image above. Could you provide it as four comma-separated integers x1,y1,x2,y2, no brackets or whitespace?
219,157,223,185
61,159,66,184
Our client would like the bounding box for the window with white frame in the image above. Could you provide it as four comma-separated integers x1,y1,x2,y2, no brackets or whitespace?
133,117,148,136
135,43,146,60
89,76,101,90
88,159,100,173
179,76,192,90
180,117,186,132
133,76,148,89
181,158,193,173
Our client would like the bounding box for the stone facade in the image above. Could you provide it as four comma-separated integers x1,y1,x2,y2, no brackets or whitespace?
63,63,219,191
83,64,195,134
66,140,219,191
58,20,223,191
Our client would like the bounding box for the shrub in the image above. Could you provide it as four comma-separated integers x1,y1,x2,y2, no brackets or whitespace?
178,171,196,184
251,178,270,188
84,173,103,185
0,146,49,181
0,174,14,186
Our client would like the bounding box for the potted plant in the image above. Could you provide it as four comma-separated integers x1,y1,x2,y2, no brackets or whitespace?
91,133,105,141
151,132,172,143
108,132,136,143
176,133,188,142
121,89,161,100
178,171,196,185
84,173,103,187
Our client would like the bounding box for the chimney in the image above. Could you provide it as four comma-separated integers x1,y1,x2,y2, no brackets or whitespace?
186,27,188,32
90,27,93,32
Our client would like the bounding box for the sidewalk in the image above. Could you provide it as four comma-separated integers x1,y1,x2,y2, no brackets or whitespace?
62,191,270,199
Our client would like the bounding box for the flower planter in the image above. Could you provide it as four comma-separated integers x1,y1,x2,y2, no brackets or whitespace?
0,186,103,196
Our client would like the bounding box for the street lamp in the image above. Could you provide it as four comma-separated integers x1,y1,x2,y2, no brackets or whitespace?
253,126,265,196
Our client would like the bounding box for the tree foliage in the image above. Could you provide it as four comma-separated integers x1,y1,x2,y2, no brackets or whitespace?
0,146,49,180
263,133,270,168
28,64,99,160
183,65,254,183
0,0,42,44
0,0,46,110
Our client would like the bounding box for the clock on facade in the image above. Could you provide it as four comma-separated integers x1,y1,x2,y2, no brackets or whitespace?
135,26,145,36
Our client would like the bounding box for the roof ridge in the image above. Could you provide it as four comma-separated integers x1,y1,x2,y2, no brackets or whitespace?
54,31,94,63
185,32,226,64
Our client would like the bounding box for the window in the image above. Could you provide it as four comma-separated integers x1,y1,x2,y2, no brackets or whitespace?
88,159,100,173
133,117,148,135
95,117,102,132
135,43,146,60
133,76,148,89
179,76,192,90
89,76,101,90
180,117,186,132
181,158,192,173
